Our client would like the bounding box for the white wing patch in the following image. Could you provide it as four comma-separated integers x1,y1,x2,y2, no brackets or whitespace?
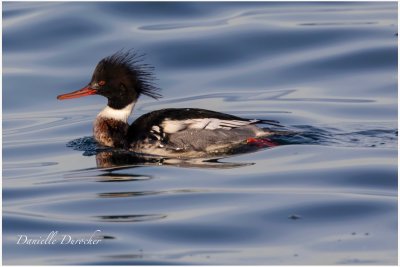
160,118,259,133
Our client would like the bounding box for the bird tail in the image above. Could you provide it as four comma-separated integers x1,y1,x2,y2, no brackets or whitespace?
258,119,283,128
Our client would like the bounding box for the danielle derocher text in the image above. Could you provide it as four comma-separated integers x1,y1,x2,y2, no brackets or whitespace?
17,230,102,245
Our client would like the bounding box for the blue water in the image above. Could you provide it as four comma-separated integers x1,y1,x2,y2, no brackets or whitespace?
2,2,398,265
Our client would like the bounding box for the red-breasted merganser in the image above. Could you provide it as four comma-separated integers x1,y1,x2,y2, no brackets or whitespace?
57,50,281,157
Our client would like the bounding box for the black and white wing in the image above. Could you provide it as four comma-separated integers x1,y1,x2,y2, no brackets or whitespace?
128,108,281,142
160,118,261,133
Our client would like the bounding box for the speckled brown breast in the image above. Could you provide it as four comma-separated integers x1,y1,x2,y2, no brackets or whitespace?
93,117,129,148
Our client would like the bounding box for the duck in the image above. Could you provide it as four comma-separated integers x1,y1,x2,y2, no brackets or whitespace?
57,50,281,158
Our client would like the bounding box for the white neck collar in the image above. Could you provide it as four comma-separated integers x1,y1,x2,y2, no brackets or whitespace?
97,102,135,123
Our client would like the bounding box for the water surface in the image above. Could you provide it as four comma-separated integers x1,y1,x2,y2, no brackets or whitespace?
2,2,398,265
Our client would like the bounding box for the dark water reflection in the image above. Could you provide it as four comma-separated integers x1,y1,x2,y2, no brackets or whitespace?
3,1,397,265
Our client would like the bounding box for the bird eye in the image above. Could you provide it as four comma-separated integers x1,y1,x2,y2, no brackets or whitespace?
99,80,106,86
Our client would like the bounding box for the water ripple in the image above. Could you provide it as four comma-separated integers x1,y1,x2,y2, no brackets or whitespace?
2,2,397,265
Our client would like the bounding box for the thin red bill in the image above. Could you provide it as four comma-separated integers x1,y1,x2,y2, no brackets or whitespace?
57,86,97,100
